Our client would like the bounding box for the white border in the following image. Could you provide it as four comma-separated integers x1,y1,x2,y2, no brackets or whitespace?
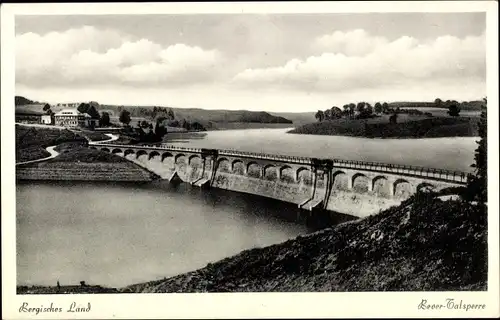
2,2,499,319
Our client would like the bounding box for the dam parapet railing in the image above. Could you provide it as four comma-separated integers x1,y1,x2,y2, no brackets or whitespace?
90,141,469,185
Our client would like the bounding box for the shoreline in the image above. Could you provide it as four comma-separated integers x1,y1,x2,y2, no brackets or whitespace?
286,129,481,140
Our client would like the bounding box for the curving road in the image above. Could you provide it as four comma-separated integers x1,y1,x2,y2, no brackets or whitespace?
16,145,60,166
99,134,119,143
16,130,120,166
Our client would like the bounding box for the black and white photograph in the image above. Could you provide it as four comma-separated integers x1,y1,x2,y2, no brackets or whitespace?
2,1,499,319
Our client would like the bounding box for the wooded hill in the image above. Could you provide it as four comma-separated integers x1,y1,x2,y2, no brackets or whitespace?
99,104,293,126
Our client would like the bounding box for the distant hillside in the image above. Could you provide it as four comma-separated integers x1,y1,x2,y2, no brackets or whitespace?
15,96,36,106
99,105,293,128
270,112,316,126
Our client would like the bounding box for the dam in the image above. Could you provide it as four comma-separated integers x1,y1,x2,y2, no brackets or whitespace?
90,142,468,218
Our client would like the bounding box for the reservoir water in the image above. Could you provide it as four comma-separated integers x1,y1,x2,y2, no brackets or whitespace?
17,180,356,288
17,128,477,288
166,128,478,172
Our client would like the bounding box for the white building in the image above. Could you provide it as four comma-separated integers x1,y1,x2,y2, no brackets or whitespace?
41,114,53,125
54,109,92,127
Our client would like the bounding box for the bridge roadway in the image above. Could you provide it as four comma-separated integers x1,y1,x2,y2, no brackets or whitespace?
89,141,468,216
91,142,468,183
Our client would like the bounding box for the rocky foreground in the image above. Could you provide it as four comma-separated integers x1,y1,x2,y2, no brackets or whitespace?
18,190,487,294
121,191,487,292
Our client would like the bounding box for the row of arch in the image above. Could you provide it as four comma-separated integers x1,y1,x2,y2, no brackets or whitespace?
97,147,436,195
98,147,312,182
346,172,434,197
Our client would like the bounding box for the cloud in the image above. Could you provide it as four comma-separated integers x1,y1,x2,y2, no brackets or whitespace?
233,30,486,95
16,26,222,87
314,29,389,56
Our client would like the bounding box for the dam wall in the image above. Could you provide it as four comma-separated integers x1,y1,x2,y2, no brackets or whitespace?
91,143,467,218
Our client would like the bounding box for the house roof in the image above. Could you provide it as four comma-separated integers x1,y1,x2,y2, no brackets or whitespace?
54,109,83,116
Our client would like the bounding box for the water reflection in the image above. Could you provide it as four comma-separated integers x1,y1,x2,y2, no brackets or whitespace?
16,180,355,288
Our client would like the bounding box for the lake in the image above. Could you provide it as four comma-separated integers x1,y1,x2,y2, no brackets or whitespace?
17,128,477,288
17,180,356,288
166,128,478,172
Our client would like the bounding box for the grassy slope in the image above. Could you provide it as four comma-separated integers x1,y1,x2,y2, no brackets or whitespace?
76,129,111,142
390,100,484,111
17,146,157,181
15,125,156,181
15,125,87,162
122,192,486,293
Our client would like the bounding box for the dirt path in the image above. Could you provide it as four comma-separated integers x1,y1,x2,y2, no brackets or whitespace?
16,145,60,165
16,125,120,165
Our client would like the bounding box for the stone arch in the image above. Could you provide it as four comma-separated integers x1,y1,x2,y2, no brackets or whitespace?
394,179,413,199
280,165,294,183
232,159,245,175
136,150,148,159
231,159,243,171
264,164,277,181
332,171,348,190
296,167,313,185
188,154,200,165
175,153,186,164
416,182,436,193
372,175,390,197
161,152,173,162
124,149,135,157
111,148,123,154
101,148,110,153
217,157,230,173
296,167,309,182
148,151,160,160
352,173,370,193
247,162,261,178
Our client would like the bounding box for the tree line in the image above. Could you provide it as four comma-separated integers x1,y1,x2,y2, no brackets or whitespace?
117,107,206,143
465,98,487,203
314,102,395,122
314,98,464,123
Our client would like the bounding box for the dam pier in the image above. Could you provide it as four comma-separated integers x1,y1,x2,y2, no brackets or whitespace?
90,142,468,218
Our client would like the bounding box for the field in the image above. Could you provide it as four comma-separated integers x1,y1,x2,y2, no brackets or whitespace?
390,100,484,111
412,107,481,118
75,129,112,142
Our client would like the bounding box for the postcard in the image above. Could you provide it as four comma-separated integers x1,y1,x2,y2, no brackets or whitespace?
2,1,499,319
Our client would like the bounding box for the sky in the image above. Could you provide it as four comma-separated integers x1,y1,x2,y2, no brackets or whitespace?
15,13,486,112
